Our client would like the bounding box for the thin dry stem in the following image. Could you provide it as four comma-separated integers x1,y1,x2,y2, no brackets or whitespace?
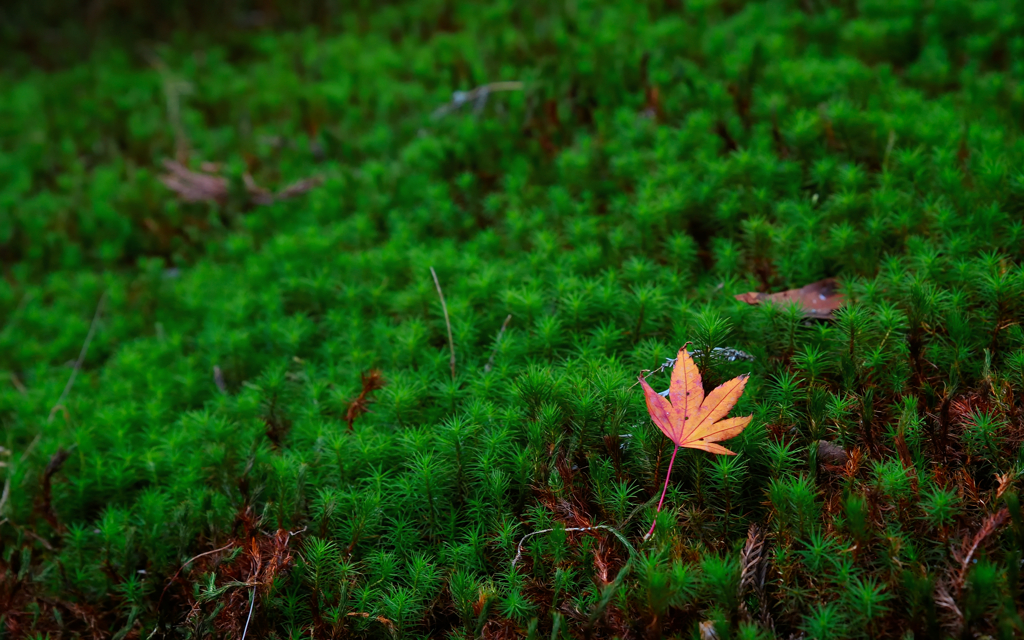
431,81,524,119
140,47,192,162
240,587,256,640
485,314,512,372
430,267,456,382
49,291,108,424
0,292,34,342
955,507,1009,588
511,524,629,572
158,542,238,610
0,433,42,516
9,373,27,395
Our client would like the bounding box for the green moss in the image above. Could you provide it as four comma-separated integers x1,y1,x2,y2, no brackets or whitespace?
2,1,1024,638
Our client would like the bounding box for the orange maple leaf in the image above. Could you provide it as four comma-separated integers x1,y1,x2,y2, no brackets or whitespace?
638,345,752,539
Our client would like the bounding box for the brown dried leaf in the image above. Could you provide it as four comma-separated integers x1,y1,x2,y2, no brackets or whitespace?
735,278,845,319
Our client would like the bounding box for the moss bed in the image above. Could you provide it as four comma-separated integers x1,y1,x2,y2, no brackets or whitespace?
3,1,1024,638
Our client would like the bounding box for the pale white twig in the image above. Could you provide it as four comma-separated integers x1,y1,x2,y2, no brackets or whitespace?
510,524,631,571
241,587,256,640
157,542,238,609
431,81,524,120
655,348,755,397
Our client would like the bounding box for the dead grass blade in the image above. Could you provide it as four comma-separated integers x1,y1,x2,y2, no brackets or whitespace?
49,291,107,424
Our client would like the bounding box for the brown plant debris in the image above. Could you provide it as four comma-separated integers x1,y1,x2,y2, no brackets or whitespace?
159,159,322,206
36,448,71,534
345,612,396,633
738,523,774,630
953,508,1010,588
937,507,1011,636
734,278,845,319
194,527,301,638
934,580,964,636
345,369,386,432
1,558,109,640
843,446,864,480
699,620,719,640
641,84,662,121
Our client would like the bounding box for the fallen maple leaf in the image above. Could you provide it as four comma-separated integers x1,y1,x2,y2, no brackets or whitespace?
638,345,752,540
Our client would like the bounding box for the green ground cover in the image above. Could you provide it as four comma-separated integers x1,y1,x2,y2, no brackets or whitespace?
3,1,1024,638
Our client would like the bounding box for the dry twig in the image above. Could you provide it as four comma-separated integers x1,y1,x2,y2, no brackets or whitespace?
9,373,27,395
430,267,456,382
937,507,1011,636
0,292,34,342
954,508,1009,588
140,47,192,162
511,524,634,572
484,314,512,373
158,542,238,610
48,291,107,424
38,448,72,533
0,434,41,516
431,81,524,119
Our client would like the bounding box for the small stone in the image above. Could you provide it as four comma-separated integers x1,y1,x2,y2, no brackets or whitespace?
817,440,849,466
